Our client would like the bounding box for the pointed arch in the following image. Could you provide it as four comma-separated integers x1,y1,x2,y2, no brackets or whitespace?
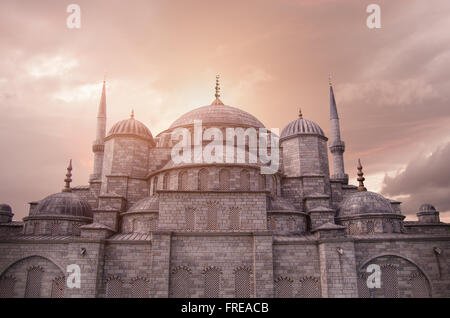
178,171,188,191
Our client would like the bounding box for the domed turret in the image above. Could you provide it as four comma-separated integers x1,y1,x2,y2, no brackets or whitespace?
0,204,13,223
280,109,325,140
336,160,405,235
23,161,93,236
338,191,395,218
417,203,440,223
32,192,92,218
106,110,153,142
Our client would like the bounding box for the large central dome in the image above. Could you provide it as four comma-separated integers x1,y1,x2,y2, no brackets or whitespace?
169,104,265,130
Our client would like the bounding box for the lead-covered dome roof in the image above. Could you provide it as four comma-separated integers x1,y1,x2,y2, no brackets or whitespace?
32,192,93,218
338,191,395,218
281,112,325,139
0,204,12,214
419,203,437,212
106,112,153,141
169,104,265,130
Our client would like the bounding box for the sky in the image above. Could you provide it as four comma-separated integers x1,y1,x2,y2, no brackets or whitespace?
0,0,449,222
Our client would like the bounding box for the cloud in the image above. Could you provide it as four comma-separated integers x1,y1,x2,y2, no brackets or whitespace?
381,142,450,216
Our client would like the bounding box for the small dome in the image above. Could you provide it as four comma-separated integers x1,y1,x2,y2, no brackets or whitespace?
419,203,437,212
0,204,12,214
338,191,395,218
128,196,159,213
168,104,265,130
32,192,92,218
281,117,325,139
106,116,153,141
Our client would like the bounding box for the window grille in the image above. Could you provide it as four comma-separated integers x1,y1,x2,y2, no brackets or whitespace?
178,171,188,190
240,170,250,191
106,276,123,298
185,207,196,230
0,276,15,298
219,169,230,190
298,277,321,298
230,207,240,230
381,265,398,298
199,169,209,191
130,278,150,298
204,268,221,298
51,276,65,298
170,267,191,298
274,277,293,298
25,266,44,298
234,268,251,298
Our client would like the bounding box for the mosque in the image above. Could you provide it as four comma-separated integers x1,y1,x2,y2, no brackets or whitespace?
0,77,449,298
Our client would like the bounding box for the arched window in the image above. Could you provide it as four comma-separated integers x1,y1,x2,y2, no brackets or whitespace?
275,277,293,298
131,277,150,298
106,276,123,298
0,276,16,298
51,221,60,236
198,169,209,191
33,222,40,235
271,176,278,196
268,216,276,231
234,267,251,298
230,207,240,230
178,171,188,191
298,277,321,298
259,174,265,191
219,169,230,190
366,220,375,234
25,266,44,298
152,176,158,195
240,170,250,191
204,267,221,298
381,265,398,298
207,202,218,230
289,217,296,232
410,272,430,298
163,173,169,190
170,267,192,298
384,220,393,233
357,273,371,298
51,276,65,298
185,207,195,230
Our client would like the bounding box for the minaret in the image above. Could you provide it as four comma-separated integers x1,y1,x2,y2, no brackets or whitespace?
62,159,73,192
329,76,348,184
90,79,107,181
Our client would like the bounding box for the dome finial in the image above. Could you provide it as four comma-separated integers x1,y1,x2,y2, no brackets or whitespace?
298,108,303,119
357,158,367,192
130,109,135,119
211,75,224,105
62,159,73,193
329,74,332,87
215,74,220,99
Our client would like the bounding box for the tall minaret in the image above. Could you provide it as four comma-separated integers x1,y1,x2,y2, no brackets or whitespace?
329,77,348,184
90,79,107,181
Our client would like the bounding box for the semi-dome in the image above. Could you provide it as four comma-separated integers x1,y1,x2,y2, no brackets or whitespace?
281,111,325,139
128,196,159,213
338,191,395,218
169,104,265,130
32,192,93,218
106,111,153,141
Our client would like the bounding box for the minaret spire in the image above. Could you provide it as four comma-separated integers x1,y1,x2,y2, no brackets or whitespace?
328,76,348,184
357,159,367,192
62,159,73,192
211,75,224,105
90,78,107,181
